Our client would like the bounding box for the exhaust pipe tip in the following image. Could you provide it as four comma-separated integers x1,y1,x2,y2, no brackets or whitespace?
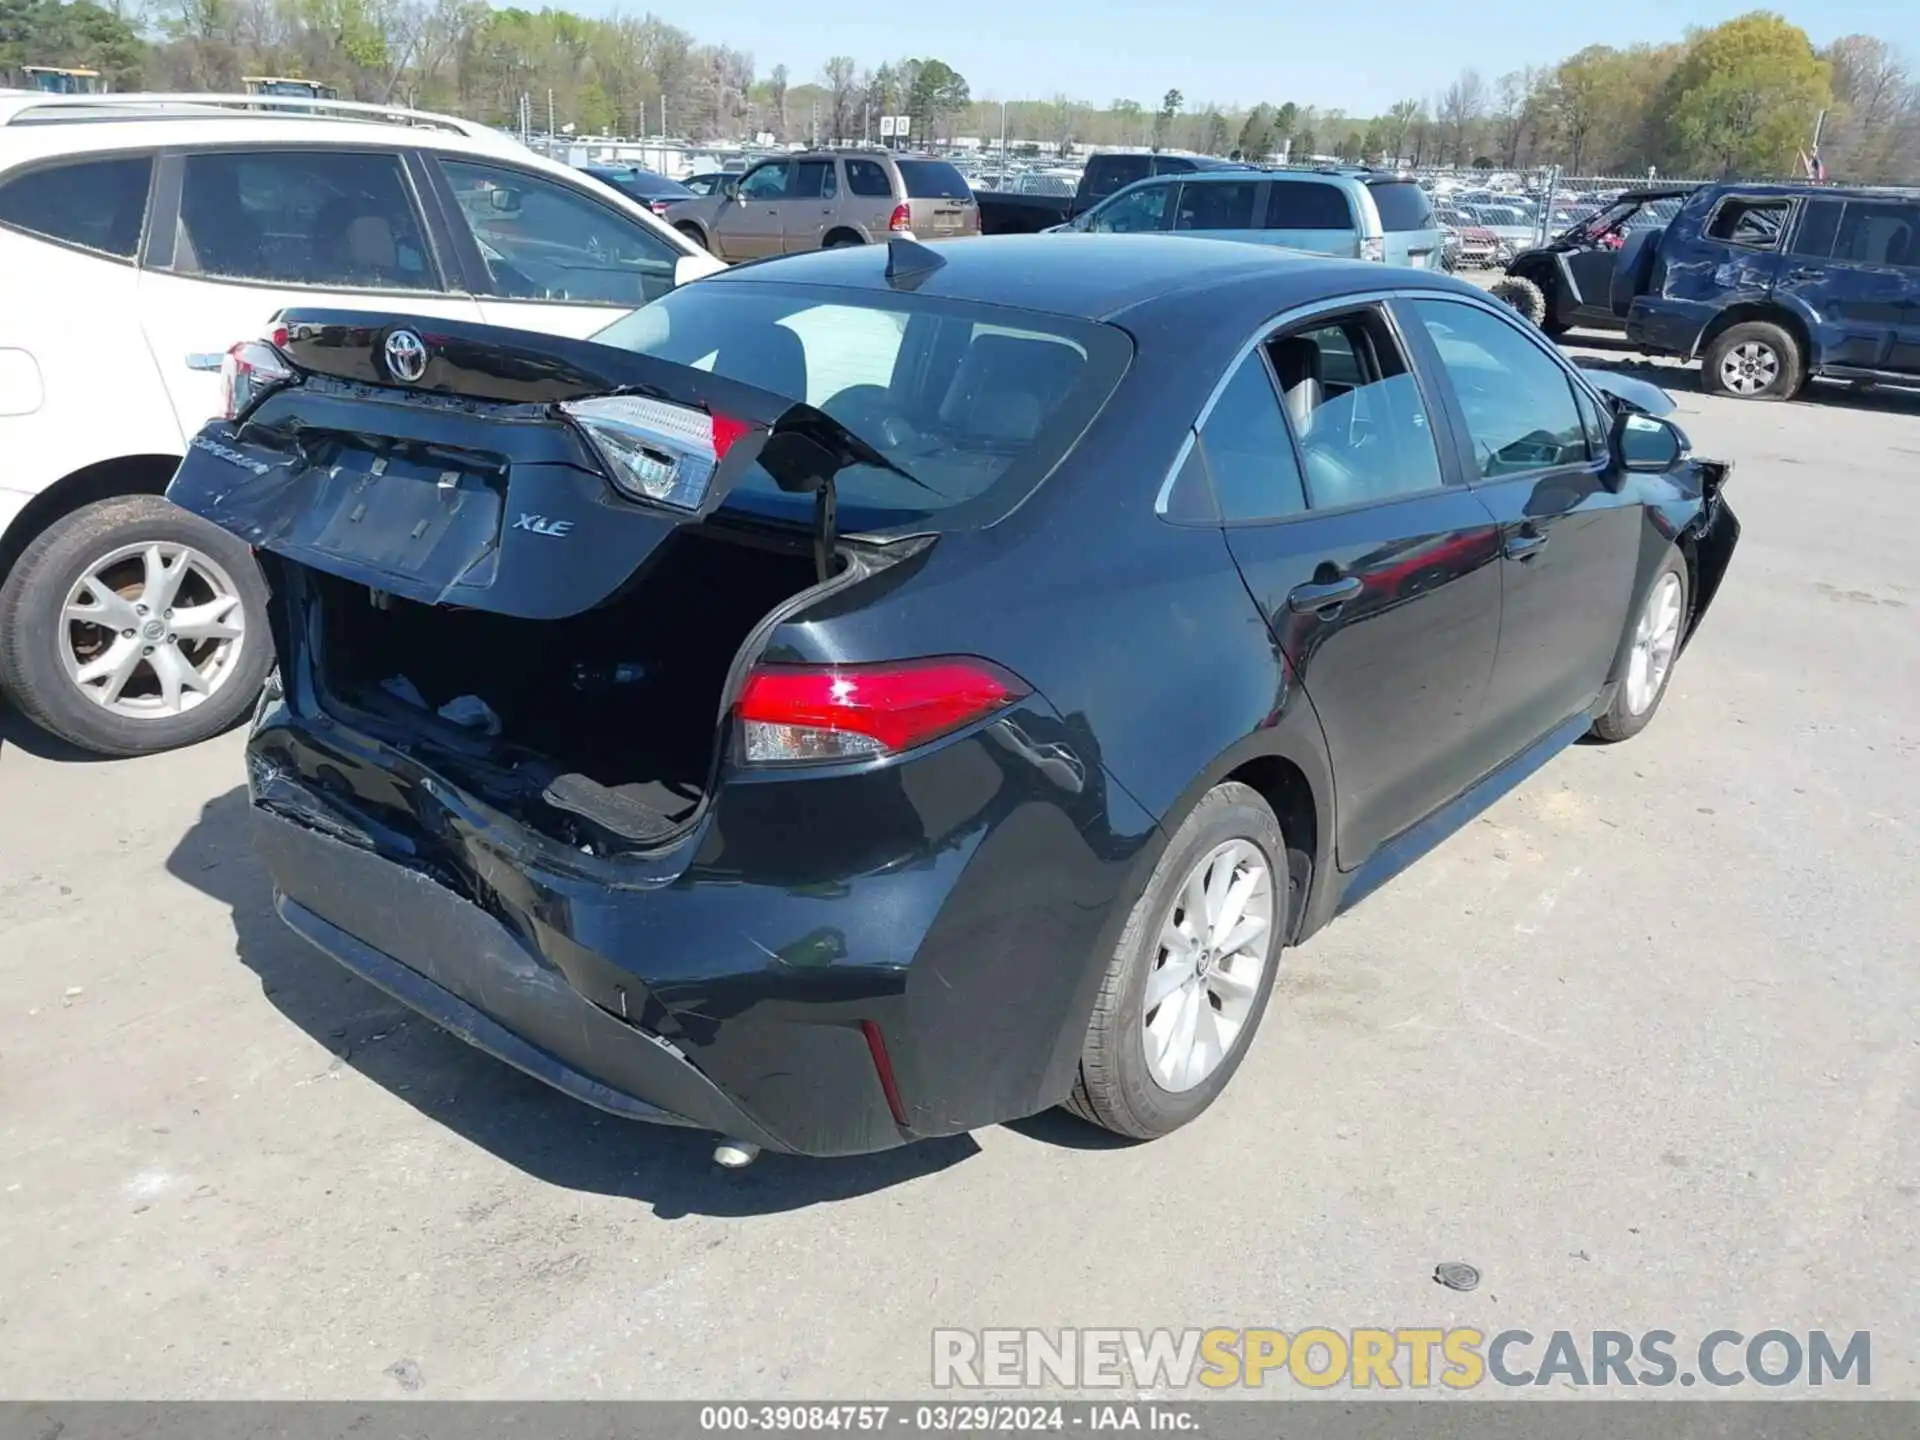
712,1140,761,1169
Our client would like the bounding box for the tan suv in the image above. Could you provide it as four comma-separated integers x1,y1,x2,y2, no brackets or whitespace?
664,150,980,261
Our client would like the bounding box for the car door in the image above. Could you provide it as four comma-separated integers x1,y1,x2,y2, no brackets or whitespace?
1780,196,1920,373
1260,179,1360,258
136,147,482,435
710,160,790,260
1169,178,1267,243
778,158,838,253
1207,302,1505,866
429,156,689,338
1397,294,1644,761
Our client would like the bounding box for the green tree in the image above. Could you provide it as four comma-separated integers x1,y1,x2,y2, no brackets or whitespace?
1236,101,1273,161
906,57,967,142
1151,85,1182,150
1200,107,1228,155
1659,12,1830,175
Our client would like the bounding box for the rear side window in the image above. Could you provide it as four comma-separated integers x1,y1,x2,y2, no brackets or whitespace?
1264,181,1354,232
1085,155,1150,201
1834,200,1920,269
1705,198,1789,249
175,150,436,289
594,284,1132,532
1367,181,1435,232
895,160,971,200
1790,198,1843,259
1153,156,1199,176
846,159,892,197
788,160,837,199
1198,354,1307,521
0,155,152,259
1174,181,1262,232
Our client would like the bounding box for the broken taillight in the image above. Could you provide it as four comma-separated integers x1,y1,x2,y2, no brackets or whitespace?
737,657,1029,764
220,329,293,420
562,395,751,512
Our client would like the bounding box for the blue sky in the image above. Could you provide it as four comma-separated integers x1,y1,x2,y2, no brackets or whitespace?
593,0,1914,113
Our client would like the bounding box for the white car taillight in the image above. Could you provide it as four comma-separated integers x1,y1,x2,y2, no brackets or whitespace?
562,395,751,512
220,330,293,420
1360,236,1386,262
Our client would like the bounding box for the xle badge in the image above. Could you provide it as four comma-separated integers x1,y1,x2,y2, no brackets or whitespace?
514,514,574,538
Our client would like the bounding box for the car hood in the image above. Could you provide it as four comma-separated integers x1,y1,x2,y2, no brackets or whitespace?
1579,367,1677,418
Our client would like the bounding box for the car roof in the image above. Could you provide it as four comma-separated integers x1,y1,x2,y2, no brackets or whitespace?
701,233,1465,323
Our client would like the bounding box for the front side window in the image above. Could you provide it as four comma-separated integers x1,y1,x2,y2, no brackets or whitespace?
1085,183,1171,234
1264,181,1354,232
1174,181,1261,232
1198,353,1307,521
0,154,151,259
1706,197,1790,249
739,162,790,200
174,150,435,289
1408,298,1589,477
845,159,892,197
1834,200,1920,269
1270,309,1444,508
439,159,680,307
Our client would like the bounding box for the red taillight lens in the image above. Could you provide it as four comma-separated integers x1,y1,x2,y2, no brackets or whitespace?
650,199,673,216
219,336,293,420
737,657,1029,764
888,203,912,234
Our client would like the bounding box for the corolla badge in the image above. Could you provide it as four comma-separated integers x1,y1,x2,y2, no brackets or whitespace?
383,328,429,383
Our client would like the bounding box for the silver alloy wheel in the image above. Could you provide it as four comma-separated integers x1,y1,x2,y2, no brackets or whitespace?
1624,571,1684,716
1719,340,1780,396
59,541,248,719
1142,838,1275,1093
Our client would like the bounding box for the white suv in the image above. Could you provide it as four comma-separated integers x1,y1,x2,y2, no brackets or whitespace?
0,93,722,756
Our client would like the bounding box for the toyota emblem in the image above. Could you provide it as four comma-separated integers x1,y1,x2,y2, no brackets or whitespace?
384,329,429,384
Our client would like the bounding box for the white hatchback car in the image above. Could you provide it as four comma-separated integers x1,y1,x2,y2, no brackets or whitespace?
0,93,722,755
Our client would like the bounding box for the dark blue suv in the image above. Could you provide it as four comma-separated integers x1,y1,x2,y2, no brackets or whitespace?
1624,183,1920,400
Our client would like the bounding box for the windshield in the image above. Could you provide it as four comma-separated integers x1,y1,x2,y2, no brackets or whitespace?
895,160,972,200
592,281,1133,532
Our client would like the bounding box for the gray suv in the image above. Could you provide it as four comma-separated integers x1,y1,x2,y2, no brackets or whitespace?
664,150,980,261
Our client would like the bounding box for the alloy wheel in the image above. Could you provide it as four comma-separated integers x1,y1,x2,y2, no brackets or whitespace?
58,541,248,719
1719,340,1780,396
1141,838,1275,1093
1624,571,1684,716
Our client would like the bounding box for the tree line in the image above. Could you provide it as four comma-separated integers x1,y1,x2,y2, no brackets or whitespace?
3,2,1913,181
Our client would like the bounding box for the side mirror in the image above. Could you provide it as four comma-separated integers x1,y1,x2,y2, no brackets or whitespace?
487,186,524,215
1613,410,1686,473
722,179,741,202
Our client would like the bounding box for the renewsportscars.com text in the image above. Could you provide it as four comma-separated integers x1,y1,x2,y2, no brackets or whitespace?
931,1327,1871,1390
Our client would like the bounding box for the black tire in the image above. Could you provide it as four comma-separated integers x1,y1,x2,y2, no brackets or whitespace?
1487,274,1547,327
1700,320,1804,401
823,230,865,249
0,495,273,757
1066,781,1288,1140
675,222,709,251
1590,550,1689,744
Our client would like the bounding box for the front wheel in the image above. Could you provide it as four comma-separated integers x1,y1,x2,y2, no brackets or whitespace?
1590,552,1689,743
0,495,273,756
1066,781,1287,1140
1487,274,1547,327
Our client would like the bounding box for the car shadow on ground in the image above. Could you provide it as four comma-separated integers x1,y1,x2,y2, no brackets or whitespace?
166,784,990,1218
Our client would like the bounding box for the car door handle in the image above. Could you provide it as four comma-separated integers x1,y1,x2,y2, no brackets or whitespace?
1787,268,1825,282
1286,575,1363,614
186,353,225,372
1504,531,1549,561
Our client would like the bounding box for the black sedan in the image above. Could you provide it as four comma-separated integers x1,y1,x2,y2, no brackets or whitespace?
168,236,1738,1160
580,163,694,216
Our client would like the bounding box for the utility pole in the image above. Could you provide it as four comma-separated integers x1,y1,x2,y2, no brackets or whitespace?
547,88,554,139
660,94,667,140
999,99,1007,158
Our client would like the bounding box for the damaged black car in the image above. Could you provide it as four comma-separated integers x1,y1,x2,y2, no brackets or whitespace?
169,235,1739,1160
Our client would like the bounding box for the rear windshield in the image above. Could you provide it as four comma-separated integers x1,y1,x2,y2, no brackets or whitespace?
1367,180,1436,232
592,282,1132,533
895,160,972,200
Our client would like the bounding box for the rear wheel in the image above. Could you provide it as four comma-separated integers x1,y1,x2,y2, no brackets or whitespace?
1067,781,1286,1140
0,495,271,756
1591,552,1689,743
823,230,865,249
1701,320,1804,401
